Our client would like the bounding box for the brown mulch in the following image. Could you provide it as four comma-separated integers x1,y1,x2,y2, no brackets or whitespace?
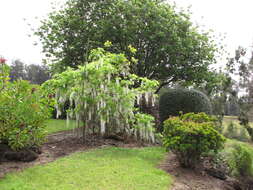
0,130,145,179
160,153,239,190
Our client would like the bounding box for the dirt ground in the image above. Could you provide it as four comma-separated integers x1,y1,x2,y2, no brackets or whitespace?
160,153,237,190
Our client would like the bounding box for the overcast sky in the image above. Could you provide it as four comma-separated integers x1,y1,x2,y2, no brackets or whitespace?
0,0,253,65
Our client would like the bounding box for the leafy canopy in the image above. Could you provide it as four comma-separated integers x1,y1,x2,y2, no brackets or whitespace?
36,0,218,90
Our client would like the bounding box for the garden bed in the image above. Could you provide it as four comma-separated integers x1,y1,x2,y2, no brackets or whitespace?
0,130,146,179
0,141,170,190
160,153,237,190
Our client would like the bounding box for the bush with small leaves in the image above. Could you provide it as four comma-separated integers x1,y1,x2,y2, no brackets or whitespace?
162,112,225,168
229,144,253,177
159,88,212,131
0,61,52,150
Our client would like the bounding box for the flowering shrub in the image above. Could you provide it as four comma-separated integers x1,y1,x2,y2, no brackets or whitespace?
0,58,51,150
43,47,159,142
163,112,225,168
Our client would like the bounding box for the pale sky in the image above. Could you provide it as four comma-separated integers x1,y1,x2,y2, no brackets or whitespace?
0,0,253,65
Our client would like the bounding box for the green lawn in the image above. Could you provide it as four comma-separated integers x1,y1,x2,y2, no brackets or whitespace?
225,139,253,153
222,116,251,141
45,119,77,135
0,147,172,190
223,116,253,129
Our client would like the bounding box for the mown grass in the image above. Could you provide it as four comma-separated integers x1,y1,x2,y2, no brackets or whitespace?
0,147,172,190
45,116,251,137
223,116,253,129
223,116,241,130
224,139,253,154
222,116,251,141
44,119,77,135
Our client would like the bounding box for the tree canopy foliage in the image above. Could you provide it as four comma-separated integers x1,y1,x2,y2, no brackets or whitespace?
36,0,218,91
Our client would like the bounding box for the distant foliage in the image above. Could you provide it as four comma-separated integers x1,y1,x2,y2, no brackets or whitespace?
225,46,253,142
163,112,225,168
0,60,51,150
10,60,50,85
159,88,212,128
225,99,240,116
43,47,159,143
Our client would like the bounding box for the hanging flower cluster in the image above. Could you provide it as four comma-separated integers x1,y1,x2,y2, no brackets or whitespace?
43,48,159,142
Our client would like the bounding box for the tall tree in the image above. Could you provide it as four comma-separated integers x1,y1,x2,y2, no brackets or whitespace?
9,60,50,85
35,0,218,91
9,60,26,81
226,46,253,140
25,64,50,85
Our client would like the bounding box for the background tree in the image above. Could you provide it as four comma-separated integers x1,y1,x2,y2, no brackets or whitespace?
35,0,218,91
9,60,26,81
25,64,50,85
194,70,236,125
226,46,253,140
9,60,50,85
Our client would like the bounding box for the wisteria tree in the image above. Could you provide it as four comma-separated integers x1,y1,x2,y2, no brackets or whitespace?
43,47,159,143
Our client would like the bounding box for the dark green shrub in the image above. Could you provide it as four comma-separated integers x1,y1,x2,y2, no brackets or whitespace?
0,62,52,150
159,88,212,128
163,112,225,168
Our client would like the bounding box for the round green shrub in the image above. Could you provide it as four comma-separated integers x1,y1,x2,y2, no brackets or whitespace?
159,88,212,126
162,112,225,168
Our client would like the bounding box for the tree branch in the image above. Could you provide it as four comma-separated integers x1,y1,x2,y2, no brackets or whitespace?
155,78,174,94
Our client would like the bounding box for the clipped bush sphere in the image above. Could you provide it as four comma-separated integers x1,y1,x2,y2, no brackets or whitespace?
159,88,212,126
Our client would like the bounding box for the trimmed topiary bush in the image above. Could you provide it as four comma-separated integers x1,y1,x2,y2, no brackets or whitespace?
159,88,212,128
162,112,225,168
